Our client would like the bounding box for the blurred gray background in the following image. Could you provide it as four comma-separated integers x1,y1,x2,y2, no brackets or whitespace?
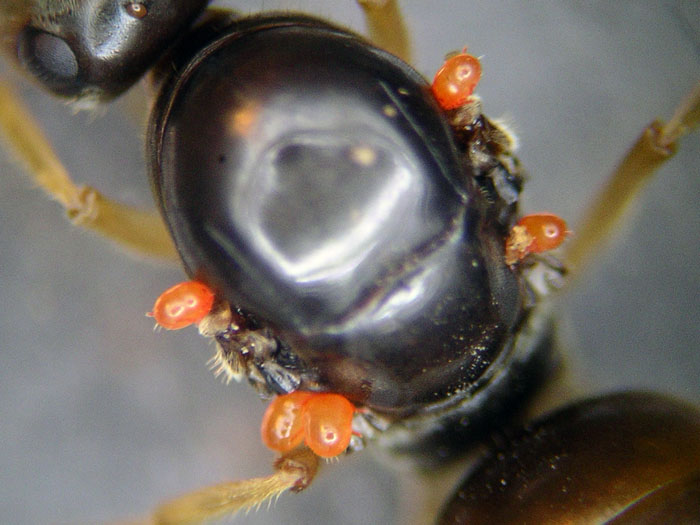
1,1,698,524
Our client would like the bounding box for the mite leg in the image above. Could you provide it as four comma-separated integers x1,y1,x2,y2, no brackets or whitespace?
564,81,700,276
0,82,177,261
357,0,412,64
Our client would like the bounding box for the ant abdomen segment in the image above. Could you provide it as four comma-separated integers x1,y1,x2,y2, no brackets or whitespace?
1,2,698,524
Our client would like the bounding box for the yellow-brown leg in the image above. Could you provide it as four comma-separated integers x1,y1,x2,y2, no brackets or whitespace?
357,0,412,64
0,82,177,260
564,81,700,276
132,448,319,525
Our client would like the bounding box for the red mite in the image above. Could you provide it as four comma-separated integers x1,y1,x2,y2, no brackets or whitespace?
432,55,569,266
150,55,567,462
431,55,568,264
504,213,569,265
261,392,356,458
149,281,359,459
431,51,482,110
149,283,355,457
148,280,215,330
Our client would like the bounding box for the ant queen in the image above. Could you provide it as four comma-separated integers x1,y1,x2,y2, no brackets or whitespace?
0,1,698,524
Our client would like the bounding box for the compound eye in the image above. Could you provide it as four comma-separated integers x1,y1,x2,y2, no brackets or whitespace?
18,29,79,86
14,0,209,101
125,2,148,19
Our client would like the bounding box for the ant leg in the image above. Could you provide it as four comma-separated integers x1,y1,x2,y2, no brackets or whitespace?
0,82,177,260
357,0,412,64
147,448,319,525
565,81,700,276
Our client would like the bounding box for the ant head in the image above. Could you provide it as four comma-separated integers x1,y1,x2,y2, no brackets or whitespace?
15,0,209,102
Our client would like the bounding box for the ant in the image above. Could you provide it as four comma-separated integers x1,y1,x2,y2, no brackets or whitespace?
0,1,694,521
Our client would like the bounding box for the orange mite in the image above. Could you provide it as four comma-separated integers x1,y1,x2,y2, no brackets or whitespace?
260,391,313,453
148,280,215,330
431,51,482,110
302,394,356,458
505,213,569,265
260,392,356,458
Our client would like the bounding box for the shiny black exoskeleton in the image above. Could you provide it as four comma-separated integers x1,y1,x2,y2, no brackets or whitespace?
437,392,700,524
149,14,525,416
8,0,541,467
10,1,699,522
16,0,207,100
